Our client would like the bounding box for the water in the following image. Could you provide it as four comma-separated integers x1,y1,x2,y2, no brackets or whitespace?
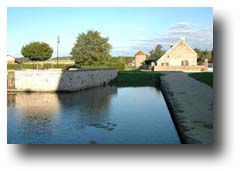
8,86,180,144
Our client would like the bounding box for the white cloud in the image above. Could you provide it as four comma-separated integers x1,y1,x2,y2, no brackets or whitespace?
130,21,213,54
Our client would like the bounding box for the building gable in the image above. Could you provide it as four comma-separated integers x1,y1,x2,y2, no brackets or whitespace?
156,38,197,66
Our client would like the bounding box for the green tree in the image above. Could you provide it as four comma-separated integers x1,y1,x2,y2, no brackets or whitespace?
148,44,165,61
194,48,213,64
21,42,53,61
71,30,112,66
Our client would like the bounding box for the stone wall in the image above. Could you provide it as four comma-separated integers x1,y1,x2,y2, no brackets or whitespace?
12,69,117,92
153,65,208,72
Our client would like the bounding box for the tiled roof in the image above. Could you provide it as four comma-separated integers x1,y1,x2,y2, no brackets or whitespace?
135,50,145,56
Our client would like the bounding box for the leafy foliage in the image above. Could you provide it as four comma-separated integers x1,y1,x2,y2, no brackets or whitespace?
148,44,165,61
21,42,53,61
144,44,165,65
7,63,71,70
71,30,112,66
194,48,213,64
111,56,135,65
66,62,125,71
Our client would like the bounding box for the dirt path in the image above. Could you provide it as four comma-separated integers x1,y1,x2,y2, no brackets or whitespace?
160,72,213,144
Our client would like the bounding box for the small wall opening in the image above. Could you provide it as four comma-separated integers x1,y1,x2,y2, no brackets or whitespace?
181,60,189,66
161,62,169,66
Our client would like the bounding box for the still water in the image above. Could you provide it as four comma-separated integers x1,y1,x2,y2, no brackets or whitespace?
8,86,180,144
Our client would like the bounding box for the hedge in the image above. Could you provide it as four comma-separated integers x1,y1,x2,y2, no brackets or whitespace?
81,63,125,71
7,63,72,70
7,62,125,71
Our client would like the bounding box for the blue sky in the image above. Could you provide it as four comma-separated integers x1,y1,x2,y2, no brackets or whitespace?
8,7,213,57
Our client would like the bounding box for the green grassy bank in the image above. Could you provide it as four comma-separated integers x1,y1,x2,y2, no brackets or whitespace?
110,71,162,87
188,72,213,87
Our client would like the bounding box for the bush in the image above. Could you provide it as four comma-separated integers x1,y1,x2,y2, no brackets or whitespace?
7,63,71,70
21,42,53,61
66,62,125,71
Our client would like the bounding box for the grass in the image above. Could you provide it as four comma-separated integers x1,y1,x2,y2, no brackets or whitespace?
8,71,14,76
188,72,213,87
124,65,136,71
110,70,162,87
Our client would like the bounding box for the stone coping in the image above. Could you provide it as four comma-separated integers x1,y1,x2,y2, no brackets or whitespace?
15,68,117,72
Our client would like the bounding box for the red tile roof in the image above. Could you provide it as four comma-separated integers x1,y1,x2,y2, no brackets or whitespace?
135,50,145,56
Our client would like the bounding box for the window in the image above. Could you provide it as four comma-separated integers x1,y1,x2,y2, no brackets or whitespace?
181,60,189,66
161,62,169,66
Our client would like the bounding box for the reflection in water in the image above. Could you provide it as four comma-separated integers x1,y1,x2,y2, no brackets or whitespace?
57,86,117,124
8,86,180,144
9,92,61,117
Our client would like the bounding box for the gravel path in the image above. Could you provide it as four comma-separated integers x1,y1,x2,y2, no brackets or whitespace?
160,72,213,144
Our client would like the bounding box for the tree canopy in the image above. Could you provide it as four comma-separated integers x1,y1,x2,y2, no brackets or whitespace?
148,44,165,61
194,48,213,64
21,42,53,61
144,44,165,65
71,30,112,66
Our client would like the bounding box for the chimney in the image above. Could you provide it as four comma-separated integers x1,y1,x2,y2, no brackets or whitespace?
181,36,186,41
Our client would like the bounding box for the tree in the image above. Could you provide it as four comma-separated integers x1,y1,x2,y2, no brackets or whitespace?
71,30,112,66
21,42,53,61
148,44,165,61
194,48,213,64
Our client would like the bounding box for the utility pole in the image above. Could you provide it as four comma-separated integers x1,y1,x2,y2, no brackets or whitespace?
57,36,60,68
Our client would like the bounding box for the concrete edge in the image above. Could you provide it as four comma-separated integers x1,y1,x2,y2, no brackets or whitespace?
159,78,186,144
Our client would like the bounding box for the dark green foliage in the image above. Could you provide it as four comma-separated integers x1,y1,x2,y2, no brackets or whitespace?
51,56,72,60
194,48,213,64
110,71,162,87
148,44,165,61
66,62,125,71
111,56,135,65
7,63,71,70
21,42,53,61
7,62,124,71
189,72,213,87
71,30,112,66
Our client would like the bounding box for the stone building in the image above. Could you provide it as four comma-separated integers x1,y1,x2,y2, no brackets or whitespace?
156,37,197,66
135,50,147,68
7,55,16,64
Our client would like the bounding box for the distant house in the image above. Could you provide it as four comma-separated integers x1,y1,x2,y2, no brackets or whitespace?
135,50,147,68
7,55,16,64
127,60,135,66
156,37,197,66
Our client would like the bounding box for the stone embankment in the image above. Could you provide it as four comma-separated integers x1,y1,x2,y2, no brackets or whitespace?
8,68,117,92
160,72,213,144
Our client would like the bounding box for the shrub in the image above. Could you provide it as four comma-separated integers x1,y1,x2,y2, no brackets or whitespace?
7,63,71,70
21,42,53,61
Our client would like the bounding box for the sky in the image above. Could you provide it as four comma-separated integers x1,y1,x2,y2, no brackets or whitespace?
8,7,213,58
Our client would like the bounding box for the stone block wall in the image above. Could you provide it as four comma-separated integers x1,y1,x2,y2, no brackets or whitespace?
153,65,208,72
13,69,117,92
